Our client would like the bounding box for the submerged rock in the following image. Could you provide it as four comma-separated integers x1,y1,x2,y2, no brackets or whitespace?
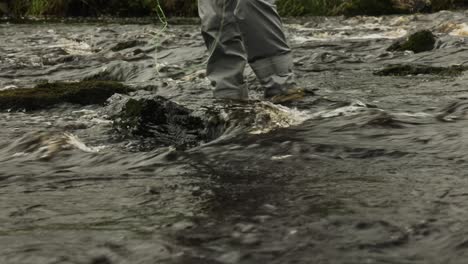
113,97,208,149
387,30,436,53
0,81,131,111
111,40,147,52
111,96,310,150
375,64,468,76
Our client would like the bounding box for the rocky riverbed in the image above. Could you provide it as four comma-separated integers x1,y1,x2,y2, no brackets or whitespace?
1,10,468,264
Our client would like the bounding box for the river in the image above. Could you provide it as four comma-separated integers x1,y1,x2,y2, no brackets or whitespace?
1,10,468,264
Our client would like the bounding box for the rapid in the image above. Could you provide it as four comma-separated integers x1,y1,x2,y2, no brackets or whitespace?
1,10,468,264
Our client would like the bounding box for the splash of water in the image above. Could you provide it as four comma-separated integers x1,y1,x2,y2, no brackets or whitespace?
250,102,311,134
9,132,105,161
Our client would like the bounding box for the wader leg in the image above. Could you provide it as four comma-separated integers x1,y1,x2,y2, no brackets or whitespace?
234,0,296,97
198,0,248,100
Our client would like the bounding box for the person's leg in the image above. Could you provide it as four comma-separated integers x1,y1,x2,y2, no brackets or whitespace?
198,0,248,100
234,0,296,98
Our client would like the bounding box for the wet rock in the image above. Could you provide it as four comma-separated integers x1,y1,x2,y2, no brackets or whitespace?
83,61,147,82
111,40,147,52
375,64,468,77
387,30,436,53
43,55,81,66
0,81,131,111
176,230,225,246
133,48,144,55
112,97,209,149
333,0,402,16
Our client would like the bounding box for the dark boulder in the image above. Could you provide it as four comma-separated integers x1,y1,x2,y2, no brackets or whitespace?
387,30,437,53
113,97,209,149
0,81,131,111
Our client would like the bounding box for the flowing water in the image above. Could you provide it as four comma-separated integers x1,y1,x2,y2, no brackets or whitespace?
1,10,468,264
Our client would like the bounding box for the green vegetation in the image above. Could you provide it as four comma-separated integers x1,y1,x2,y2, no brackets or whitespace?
387,30,437,53
2,0,466,18
0,81,131,111
8,0,197,17
277,0,345,16
332,0,403,16
431,0,466,11
375,64,468,76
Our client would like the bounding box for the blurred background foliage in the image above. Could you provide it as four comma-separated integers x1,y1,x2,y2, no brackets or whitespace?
1,0,466,18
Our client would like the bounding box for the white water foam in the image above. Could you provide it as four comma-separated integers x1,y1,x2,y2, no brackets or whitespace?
49,38,93,55
63,133,106,153
450,23,468,37
11,132,105,160
250,102,311,134
310,100,370,119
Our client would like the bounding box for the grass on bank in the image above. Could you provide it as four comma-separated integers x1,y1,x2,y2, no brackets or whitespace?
7,0,198,17
2,0,467,18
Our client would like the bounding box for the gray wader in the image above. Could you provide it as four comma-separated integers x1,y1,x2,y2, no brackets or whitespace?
198,0,295,100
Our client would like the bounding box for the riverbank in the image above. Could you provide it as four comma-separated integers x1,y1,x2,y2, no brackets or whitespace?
0,0,467,18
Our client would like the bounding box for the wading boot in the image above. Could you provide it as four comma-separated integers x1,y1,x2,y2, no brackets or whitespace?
266,87,306,104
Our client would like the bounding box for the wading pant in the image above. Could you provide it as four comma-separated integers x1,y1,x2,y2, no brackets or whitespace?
198,0,295,100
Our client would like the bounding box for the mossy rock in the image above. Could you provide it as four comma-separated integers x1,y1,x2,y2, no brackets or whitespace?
113,97,207,149
0,81,131,111
332,0,403,16
387,30,436,53
375,64,468,76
